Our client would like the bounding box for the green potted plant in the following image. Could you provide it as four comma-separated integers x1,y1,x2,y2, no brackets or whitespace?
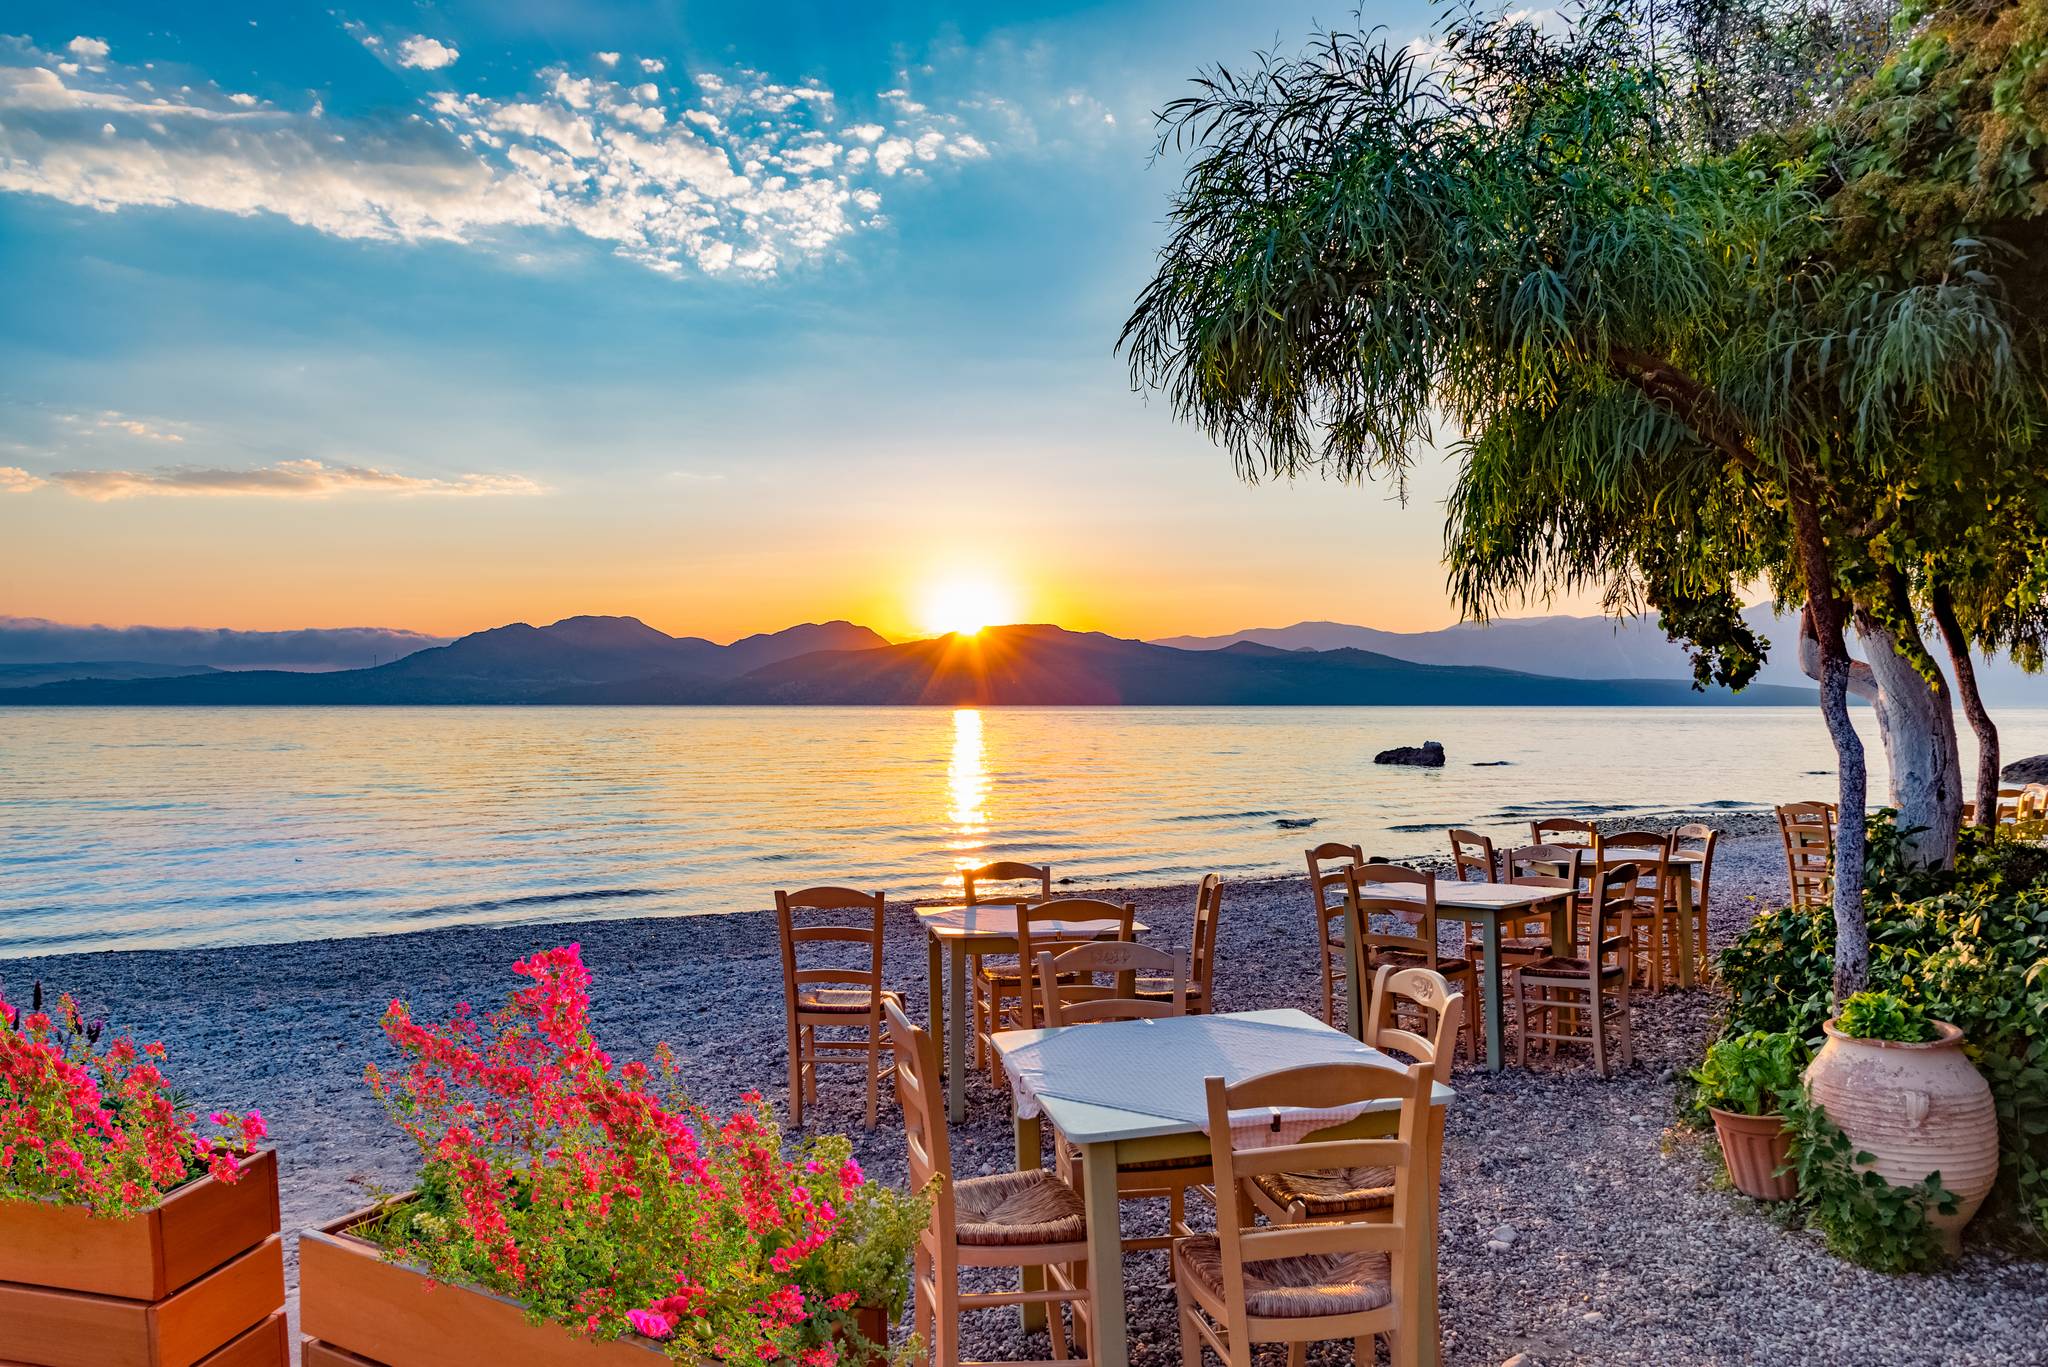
300,944,926,1367
1692,1029,1804,1200
1803,989,1999,1249
0,983,286,1366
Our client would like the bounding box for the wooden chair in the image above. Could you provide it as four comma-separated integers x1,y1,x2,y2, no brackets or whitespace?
2018,785,2048,823
1038,942,1209,1269
1594,830,1676,991
774,887,899,1129
962,861,1056,1071
989,898,1136,1058
1039,942,1187,1024
1174,1060,1438,1367
1514,863,1636,1076
885,999,1096,1367
1346,864,1480,1064
1995,786,2027,824
1304,843,1365,1028
1243,967,1462,1229
1138,875,1221,1014
1495,842,1580,970
1529,816,1597,847
1447,830,1498,883
1673,823,1719,981
1776,803,1836,910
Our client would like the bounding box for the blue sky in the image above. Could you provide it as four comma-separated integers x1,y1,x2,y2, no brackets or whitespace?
0,0,1519,642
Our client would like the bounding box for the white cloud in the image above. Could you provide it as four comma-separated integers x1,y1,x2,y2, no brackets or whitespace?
640,58,665,74
227,92,257,107
0,466,44,493
66,36,108,66
595,52,620,67
49,459,544,501
396,36,459,71
92,411,184,442
0,35,998,278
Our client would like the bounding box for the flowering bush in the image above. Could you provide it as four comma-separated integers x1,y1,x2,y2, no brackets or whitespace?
0,983,266,1217
363,944,925,1364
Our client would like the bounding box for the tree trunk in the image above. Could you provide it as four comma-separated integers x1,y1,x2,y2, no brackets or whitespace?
1931,584,2001,830
1790,492,1869,1001
1853,608,1964,867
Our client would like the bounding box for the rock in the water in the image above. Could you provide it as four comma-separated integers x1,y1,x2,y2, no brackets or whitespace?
1375,740,1446,767
2003,754,2048,785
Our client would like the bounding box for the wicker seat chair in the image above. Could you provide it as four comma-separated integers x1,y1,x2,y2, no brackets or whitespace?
1136,874,1222,1014
1346,863,1480,1064
1776,803,1836,910
1304,843,1366,1027
1513,863,1637,1076
774,886,899,1129
1593,830,1677,991
962,861,1055,1071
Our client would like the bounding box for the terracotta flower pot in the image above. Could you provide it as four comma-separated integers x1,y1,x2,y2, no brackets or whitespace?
300,1199,892,1367
0,1148,287,1367
1708,1106,1797,1201
1803,1018,2000,1250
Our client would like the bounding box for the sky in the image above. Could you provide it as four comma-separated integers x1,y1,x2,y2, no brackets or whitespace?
0,0,1573,644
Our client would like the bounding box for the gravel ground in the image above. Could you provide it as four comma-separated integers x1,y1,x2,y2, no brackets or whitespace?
11,822,2045,1366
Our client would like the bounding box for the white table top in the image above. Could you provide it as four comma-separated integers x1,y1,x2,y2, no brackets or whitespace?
1364,879,1570,910
919,904,1145,940
991,1008,1455,1145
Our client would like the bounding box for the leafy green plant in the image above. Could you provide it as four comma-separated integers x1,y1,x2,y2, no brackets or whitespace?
1692,1030,1808,1117
1783,1091,1958,1272
1835,990,1935,1043
1716,814,2048,1245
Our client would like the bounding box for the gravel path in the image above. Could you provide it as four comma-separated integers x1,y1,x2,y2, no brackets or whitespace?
11,824,2044,1366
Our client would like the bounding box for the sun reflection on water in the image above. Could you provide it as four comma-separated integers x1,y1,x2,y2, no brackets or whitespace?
945,708,988,888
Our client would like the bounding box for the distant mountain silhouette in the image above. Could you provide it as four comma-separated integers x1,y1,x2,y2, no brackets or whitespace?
1155,608,2043,707
2,617,888,705
0,661,217,689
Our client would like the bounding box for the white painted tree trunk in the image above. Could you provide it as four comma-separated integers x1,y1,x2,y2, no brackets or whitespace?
1798,611,1962,866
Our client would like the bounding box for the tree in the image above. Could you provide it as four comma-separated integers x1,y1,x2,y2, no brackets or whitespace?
1120,0,2048,998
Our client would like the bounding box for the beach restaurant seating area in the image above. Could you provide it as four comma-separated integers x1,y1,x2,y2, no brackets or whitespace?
770,811,1773,1367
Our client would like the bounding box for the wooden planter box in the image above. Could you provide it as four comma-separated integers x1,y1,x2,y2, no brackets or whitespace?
0,1149,286,1367
301,1200,890,1367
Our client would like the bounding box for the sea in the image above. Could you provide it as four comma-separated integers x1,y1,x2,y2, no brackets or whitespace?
3,705,2043,957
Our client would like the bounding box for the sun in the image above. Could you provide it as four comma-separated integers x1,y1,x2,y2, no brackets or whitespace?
919,578,1017,638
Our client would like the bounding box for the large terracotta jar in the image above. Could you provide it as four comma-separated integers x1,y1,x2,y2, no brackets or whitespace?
1803,1019,2000,1249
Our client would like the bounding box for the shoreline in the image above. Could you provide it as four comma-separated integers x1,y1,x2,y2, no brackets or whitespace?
10,825,2042,1365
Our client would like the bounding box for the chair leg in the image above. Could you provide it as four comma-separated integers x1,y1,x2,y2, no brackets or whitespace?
864,1031,880,1130
1588,982,1608,1079
1176,1289,1203,1367
1515,985,1530,1069
1287,1343,1307,1367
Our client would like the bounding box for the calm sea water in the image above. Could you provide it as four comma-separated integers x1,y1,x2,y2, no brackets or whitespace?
3,705,2043,957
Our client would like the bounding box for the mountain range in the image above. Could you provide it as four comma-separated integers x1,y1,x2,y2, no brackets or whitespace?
1154,606,2043,707
0,615,1819,707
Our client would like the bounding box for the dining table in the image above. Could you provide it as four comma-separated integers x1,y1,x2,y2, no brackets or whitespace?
1343,878,1574,1072
919,903,1147,1122
1530,847,1707,989
992,1008,1455,1367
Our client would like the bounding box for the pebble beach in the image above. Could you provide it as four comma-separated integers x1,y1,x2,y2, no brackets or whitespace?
13,818,2047,1366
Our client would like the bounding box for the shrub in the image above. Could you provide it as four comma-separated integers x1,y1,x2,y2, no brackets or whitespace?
364,944,925,1365
1716,813,2048,1244
1692,1029,1806,1117
0,983,266,1216
1835,990,1934,1043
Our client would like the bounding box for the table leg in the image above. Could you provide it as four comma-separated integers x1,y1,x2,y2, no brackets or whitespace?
1420,1104,1446,1367
1077,1139,1126,1367
1014,1113,1047,1333
927,934,943,1037
1674,869,1697,988
948,943,968,1124
1343,901,1367,1041
1479,915,1504,1073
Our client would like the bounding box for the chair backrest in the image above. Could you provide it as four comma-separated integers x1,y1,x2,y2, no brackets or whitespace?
1365,964,1466,1065
1776,803,1836,909
1530,816,1597,847
1505,843,1583,890
883,999,955,1263
2020,785,2048,822
1589,862,1639,959
774,887,886,1017
1448,830,1498,883
1595,829,1671,903
961,861,1052,906
1996,786,2026,824
1014,897,1136,1027
1305,842,1365,946
1188,874,1223,1001
1346,862,1438,965
1674,822,1719,908
1201,1060,1434,1328
1036,942,1186,1024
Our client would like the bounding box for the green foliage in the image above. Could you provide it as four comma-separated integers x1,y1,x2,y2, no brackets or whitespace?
1691,1029,1809,1117
1717,815,2048,1243
1783,1091,1959,1271
1836,989,1936,1042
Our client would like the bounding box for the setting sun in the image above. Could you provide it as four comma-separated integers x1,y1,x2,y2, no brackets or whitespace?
919,577,1017,638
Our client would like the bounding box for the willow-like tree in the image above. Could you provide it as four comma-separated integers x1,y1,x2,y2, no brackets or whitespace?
1121,0,2048,997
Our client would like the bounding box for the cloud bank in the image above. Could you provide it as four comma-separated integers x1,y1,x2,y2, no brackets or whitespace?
0,32,993,276
46,458,543,500
0,616,451,670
